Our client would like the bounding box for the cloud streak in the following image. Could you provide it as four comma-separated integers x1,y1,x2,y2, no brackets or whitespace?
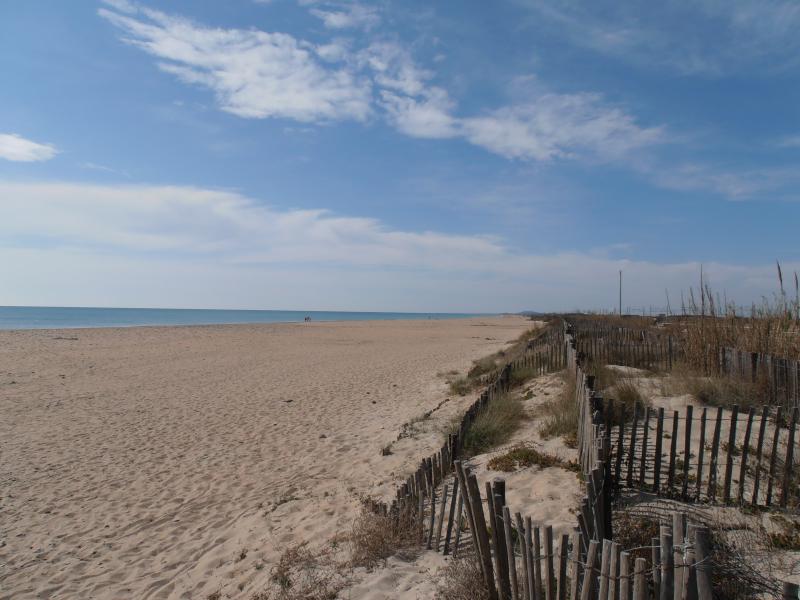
0,181,794,311
516,0,800,75
0,133,58,162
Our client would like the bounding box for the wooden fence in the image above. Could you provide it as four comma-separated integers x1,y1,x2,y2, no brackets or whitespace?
570,317,800,410
607,402,800,509
569,320,677,373
365,323,796,599
719,346,800,409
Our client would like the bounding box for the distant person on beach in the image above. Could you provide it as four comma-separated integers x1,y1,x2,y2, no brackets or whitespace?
304,316,311,322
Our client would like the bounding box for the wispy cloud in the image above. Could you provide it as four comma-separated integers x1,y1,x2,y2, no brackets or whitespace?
100,2,663,166
641,162,800,200
775,134,800,149
98,3,372,122
0,133,58,162
460,93,663,161
516,0,800,75
306,2,380,30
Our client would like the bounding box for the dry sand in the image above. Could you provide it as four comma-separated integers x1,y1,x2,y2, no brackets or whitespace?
0,316,532,599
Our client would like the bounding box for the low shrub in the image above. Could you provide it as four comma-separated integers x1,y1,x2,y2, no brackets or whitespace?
487,443,579,473
435,555,489,600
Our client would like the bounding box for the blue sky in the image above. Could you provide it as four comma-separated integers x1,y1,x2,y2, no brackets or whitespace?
1,0,799,312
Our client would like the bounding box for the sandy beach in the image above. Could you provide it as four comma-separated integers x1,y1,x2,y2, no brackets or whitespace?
0,316,532,599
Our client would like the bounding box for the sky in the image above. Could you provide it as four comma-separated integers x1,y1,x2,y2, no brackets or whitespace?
1,0,799,313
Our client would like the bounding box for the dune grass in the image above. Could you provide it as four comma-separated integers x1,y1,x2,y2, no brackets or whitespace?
461,392,527,456
538,372,579,448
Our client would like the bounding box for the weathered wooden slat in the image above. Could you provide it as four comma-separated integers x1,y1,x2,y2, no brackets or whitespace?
433,480,448,551
707,407,723,500
723,405,739,503
557,533,569,600
503,506,519,600
667,411,679,491
694,527,712,600
620,552,631,600
488,481,511,600
640,407,651,486
627,405,639,486
738,407,756,504
752,405,770,506
516,513,531,600
598,539,612,600
580,540,599,600
781,407,799,508
526,517,536,600
682,405,693,499
443,478,459,554
633,557,647,600
533,526,543,600
465,472,498,600
696,407,707,500
767,406,783,506
654,407,665,492
609,541,620,600
659,526,673,600
570,530,581,600
544,525,555,600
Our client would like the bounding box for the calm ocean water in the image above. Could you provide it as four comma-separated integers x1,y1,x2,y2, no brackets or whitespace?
0,306,490,330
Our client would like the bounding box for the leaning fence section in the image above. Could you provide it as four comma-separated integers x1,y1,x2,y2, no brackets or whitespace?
608,402,800,509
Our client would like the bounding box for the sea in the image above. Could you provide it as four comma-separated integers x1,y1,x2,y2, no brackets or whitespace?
0,306,491,330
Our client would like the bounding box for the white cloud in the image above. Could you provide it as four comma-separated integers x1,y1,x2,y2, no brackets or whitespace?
0,133,58,162
0,181,794,311
360,41,433,96
99,3,372,122
381,88,459,139
99,2,663,164
461,93,663,161
0,181,504,271
308,3,380,30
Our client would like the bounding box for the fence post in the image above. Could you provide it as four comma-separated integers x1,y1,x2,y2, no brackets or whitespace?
659,526,673,600
633,558,647,600
619,552,631,600
782,582,799,600
694,527,713,600
580,540,599,600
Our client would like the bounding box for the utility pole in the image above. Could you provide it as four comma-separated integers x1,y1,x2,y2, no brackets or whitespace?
619,270,623,316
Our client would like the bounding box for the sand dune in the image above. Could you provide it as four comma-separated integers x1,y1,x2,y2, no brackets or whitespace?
0,316,531,599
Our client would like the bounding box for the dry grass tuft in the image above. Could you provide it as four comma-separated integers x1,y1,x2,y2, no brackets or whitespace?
509,364,537,388
462,392,527,456
435,555,489,600
349,505,419,568
249,543,347,600
538,372,579,448
487,442,579,473
667,371,763,411
449,376,472,396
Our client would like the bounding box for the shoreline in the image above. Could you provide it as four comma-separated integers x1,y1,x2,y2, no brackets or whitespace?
0,314,513,333
0,307,506,331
